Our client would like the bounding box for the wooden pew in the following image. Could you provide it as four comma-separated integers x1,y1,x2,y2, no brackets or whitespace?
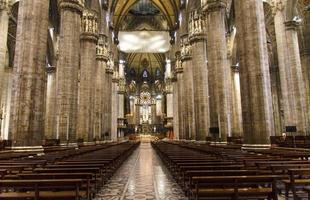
190,175,282,200
0,179,85,200
282,168,310,199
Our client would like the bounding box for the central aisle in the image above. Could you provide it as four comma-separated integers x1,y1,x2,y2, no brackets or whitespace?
95,142,187,200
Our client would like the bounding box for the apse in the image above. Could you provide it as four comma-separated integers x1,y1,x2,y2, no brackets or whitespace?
118,31,171,53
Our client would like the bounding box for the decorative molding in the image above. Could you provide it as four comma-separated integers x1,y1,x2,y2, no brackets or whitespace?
188,10,207,42
231,65,239,73
46,66,56,73
180,34,192,61
96,34,109,61
0,0,8,11
270,0,285,16
204,0,226,12
285,20,301,30
58,0,84,14
81,9,98,42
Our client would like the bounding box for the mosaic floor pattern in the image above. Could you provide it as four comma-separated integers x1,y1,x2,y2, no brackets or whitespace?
94,142,187,200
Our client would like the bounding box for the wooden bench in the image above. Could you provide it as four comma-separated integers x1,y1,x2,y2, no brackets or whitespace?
0,179,86,200
282,168,310,199
190,175,282,200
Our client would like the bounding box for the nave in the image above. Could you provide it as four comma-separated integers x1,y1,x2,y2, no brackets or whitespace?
94,142,186,200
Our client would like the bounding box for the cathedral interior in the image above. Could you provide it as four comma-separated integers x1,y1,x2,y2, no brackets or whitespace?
0,0,310,199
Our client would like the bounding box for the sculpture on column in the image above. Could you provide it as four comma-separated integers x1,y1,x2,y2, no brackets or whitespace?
189,10,206,39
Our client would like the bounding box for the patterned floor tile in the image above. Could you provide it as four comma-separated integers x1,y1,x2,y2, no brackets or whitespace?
94,142,187,200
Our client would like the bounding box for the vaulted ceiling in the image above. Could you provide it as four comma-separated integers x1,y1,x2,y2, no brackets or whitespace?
111,0,180,31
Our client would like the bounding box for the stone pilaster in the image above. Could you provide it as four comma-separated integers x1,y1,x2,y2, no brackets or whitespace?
104,57,113,139
56,0,83,142
77,9,98,141
77,10,98,141
44,66,57,139
230,65,243,136
9,0,50,146
189,10,210,141
111,70,119,141
273,0,309,134
235,0,275,144
270,66,283,136
172,74,179,139
0,0,9,137
175,54,185,139
205,0,232,141
94,34,108,139
180,34,196,140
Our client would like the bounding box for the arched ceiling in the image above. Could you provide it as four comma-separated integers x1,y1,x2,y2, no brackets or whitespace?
111,0,180,31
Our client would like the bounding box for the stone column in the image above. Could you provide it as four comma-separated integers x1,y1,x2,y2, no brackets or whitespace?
234,0,275,144
94,34,108,139
273,1,309,134
270,66,283,136
104,54,113,139
172,74,179,139
0,0,9,114
205,0,232,140
77,9,98,141
180,35,196,140
230,66,243,136
175,54,185,139
44,66,57,139
135,99,140,126
189,10,210,141
9,0,50,146
111,70,119,141
56,0,83,142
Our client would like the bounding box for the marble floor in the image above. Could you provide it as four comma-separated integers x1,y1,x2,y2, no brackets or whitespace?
94,142,187,200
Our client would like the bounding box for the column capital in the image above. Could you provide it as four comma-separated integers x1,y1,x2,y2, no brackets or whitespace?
285,20,301,30
231,65,239,73
203,0,226,12
58,0,84,14
188,10,207,42
270,0,285,16
96,34,109,61
180,34,192,61
0,0,8,11
46,66,56,73
81,9,99,42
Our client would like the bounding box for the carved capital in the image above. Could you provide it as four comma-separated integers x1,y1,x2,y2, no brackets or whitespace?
46,66,56,73
204,0,226,12
188,10,207,42
270,0,285,16
180,34,192,61
81,9,98,41
231,65,239,73
0,0,8,11
96,34,109,61
58,0,84,14
285,20,301,30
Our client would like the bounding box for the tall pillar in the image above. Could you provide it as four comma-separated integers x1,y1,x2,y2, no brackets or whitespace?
172,73,179,139
0,0,9,114
77,9,98,141
205,0,232,140
111,69,119,141
189,10,210,140
231,66,243,136
175,54,185,139
44,66,57,139
235,0,275,144
94,34,109,139
180,35,196,140
9,0,50,146
104,54,114,139
273,1,309,134
0,0,9,140
56,0,83,142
